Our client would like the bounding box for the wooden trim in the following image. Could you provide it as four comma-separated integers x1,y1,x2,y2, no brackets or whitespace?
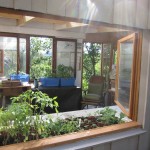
0,121,140,150
52,37,57,73
131,31,143,121
17,36,20,73
115,100,129,117
115,33,141,119
0,50,4,74
110,44,113,72
74,40,77,78
101,43,104,76
26,36,30,74
116,33,136,117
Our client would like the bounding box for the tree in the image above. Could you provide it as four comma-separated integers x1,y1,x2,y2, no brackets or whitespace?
30,37,53,79
82,43,101,89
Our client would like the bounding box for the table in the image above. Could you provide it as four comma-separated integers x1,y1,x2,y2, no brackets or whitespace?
33,86,82,113
0,85,31,107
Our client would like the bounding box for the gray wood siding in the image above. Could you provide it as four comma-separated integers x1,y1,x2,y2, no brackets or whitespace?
0,0,150,29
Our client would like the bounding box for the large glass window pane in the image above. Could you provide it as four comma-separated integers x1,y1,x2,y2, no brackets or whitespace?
20,38,26,73
57,41,75,69
118,40,133,112
30,37,53,79
0,37,17,78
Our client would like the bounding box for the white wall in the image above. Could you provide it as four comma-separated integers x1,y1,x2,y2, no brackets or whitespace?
0,0,150,29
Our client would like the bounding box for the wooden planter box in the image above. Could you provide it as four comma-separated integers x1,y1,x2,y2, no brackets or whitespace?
0,107,140,150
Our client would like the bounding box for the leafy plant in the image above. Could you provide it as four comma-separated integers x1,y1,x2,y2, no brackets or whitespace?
0,90,59,145
11,90,59,114
99,107,126,125
57,64,74,78
30,37,53,79
0,103,127,146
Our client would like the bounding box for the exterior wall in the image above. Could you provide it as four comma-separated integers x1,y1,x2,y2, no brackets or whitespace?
0,0,149,29
0,1,150,149
138,30,150,150
43,129,143,150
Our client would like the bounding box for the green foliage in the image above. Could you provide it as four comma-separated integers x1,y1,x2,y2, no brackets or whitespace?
0,90,59,145
57,64,74,78
0,104,127,146
30,37,53,79
99,107,126,125
11,90,59,114
48,118,80,135
82,43,101,89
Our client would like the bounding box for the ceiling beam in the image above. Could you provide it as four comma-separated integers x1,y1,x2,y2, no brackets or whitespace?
33,18,68,25
55,22,88,30
0,12,21,19
95,26,128,33
17,16,35,26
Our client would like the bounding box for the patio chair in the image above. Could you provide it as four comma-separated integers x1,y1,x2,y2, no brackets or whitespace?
81,76,105,109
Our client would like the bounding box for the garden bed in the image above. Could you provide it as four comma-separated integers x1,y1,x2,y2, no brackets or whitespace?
0,106,140,150
0,90,140,150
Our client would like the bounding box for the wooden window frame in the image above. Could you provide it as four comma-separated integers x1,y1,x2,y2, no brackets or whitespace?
0,33,78,79
0,50,4,74
115,32,142,120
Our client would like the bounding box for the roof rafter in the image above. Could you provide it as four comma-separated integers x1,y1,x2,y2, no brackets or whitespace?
17,16,35,26
54,22,88,30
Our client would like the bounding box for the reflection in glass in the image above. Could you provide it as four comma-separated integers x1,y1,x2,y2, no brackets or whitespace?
118,39,133,112
20,38,26,73
0,37,17,77
57,41,75,69
30,37,53,79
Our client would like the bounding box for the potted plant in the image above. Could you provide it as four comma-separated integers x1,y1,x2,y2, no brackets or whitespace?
57,64,75,86
39,71,60,87
30,64,60,87
10,71,30,83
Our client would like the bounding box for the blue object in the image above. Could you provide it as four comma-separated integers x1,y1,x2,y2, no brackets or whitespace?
40,77,60,87
10,74,30,82
60,78,75,86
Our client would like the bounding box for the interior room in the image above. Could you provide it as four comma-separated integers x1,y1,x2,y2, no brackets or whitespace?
0,1,150,150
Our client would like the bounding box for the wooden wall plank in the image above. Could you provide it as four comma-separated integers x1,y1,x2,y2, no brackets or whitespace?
111,136,138,150
148,1,150,29
93,143,111,150
31,0,47,13
79,0,113,24
65,0,79,18
47,0,66,16
136,0,149,29
113,0,137,27
0,0,13,8
14,0,31,11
